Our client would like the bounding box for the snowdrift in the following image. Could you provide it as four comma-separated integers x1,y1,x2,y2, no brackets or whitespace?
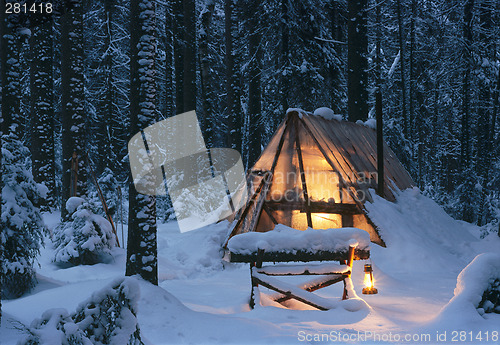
426,253,500,332
365,188,480,274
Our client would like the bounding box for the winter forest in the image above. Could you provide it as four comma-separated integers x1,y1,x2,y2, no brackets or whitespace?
1,0,500,343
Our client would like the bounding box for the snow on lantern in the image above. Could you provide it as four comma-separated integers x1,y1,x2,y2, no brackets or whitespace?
362,263,378,295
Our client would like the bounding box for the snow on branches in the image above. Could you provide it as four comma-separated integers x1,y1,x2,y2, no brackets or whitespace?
53,197,115,265
18,278,144,345
1,134,46,298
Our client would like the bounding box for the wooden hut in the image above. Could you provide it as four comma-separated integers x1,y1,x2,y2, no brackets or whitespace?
226,109,414,247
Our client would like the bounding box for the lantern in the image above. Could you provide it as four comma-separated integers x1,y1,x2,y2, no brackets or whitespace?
362,264,378,294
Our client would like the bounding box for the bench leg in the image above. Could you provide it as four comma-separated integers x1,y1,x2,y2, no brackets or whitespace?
249,249,265,309
249,263,258,309
342,279,348,300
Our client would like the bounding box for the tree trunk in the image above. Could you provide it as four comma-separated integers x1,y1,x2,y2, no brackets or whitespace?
396,0,408,137
199,0,215,146
225,0,242,152
94,0,115,175
173,0,184,114
375,1,384,198
460,0,474,222
347,0,368,122
247,0,263,168
31,19,55,210
280,0,289,116
126,0,158,285
0,0,6,322
164,2,175,118
493,65,500,237
477,4,494,226
329,1,345,114
409,0,416,140
461,0,474,169
182,0,196,113
61,0,86,218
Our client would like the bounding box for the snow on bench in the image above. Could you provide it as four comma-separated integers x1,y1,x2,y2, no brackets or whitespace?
227,225,370,263
227,225,371,310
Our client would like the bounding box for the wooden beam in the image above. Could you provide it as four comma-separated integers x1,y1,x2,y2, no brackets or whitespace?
247,173,273,234
262,204,278,224
270,115,291,174
342,214,354,227
230,248,370,263
293,116,313,228
274,275,346,304
346,245,355,271
223,172,270,247
252,271,331,311
227,116,291,248
266,200,361,215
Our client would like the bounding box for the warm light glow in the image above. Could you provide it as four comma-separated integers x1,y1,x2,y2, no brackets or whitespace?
362,264,378,295
364,272,374,289
312,213,342,229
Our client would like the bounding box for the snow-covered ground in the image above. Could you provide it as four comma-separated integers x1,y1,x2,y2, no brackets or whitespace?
2,188,500,344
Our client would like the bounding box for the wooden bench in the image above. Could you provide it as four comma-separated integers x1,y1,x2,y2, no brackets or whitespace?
226,226,370,310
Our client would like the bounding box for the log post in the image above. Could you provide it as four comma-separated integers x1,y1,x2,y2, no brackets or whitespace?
346,245,356,271
342,279,348,300
250,263,258,309
294,117,313,228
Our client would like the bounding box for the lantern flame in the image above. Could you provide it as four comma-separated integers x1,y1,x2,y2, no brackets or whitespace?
364,272,374,288
362,263,378,294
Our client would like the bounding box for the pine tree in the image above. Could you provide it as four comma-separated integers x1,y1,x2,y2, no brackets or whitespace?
182,0,196,113
328,0,347,115
1,0,45,301
476,0,496,225
163,1,175,118
225,0,242,152
1,0,27,140
347,0,369,122
460,0,475,222
396,0,409,137
53,197,115,265
61,0,86,218
172,0,184,114
1,135,46,298
126,0,158,285
199,0,215,146
19,278,144,345
0,3,3,317
31,19,55,210
84,0,130,180
0,113,2,321
246,0,263,167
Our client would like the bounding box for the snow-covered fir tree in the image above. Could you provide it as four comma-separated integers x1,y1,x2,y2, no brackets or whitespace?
1,134,46,299
19,278,144,345
84,0,131,179
1,4,46,300
53,197,115,265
